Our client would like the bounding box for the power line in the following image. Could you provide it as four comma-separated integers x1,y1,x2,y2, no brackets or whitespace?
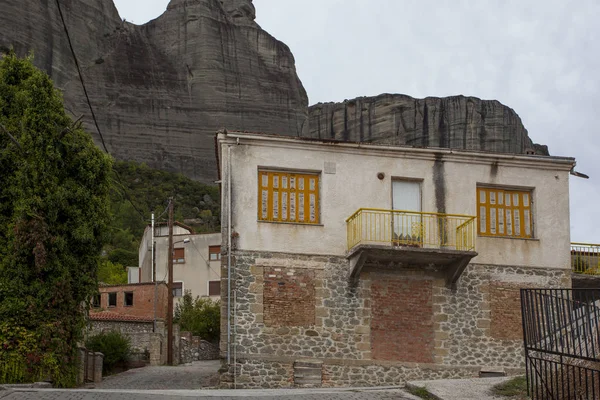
55,0,147,222
54,0,108,154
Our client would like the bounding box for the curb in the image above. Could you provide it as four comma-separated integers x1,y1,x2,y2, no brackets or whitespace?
405,382,444,400
0,387,13,399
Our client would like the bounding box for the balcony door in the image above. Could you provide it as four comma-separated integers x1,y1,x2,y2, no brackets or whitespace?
392,180,422,246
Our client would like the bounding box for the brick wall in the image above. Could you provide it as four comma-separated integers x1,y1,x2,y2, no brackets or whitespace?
490,281,524,340
371,278,434,363
95,282,168,320
263,267,315,327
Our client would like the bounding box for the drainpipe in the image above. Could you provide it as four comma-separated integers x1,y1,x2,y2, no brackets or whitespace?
234,287,237,389
152,213,157,332
227,145,232,366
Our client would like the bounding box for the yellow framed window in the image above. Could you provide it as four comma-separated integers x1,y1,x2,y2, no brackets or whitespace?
258,170,320,224
477,187,533,238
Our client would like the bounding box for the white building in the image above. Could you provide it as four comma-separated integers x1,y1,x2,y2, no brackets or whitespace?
138,222,221,301
217,130,575,388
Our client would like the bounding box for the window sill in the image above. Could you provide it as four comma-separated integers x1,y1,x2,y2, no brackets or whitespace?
258,220,324,227
478,235,539,242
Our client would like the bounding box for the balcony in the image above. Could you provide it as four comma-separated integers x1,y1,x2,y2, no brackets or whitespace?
571,243,600,275
346,208,478,288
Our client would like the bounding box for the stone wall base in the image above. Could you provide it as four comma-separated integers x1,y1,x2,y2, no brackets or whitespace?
219,357,524,389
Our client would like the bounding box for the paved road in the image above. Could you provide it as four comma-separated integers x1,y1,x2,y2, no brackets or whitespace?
94,361,221,390
1,388,419,399
0,360,421,399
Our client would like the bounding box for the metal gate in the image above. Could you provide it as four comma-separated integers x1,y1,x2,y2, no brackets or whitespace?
521,288,600,399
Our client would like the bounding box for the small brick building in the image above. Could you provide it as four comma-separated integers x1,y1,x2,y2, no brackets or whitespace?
216,131,574,388
88,282,177,365
91,282,168,320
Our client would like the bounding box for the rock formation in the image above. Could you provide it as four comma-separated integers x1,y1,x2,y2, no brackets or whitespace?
0,0,548,184
308,94,548,155
0,0,308,181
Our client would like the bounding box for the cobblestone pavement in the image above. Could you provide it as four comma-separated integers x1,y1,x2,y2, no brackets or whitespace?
94,361,221,390
0,360,421,399
0,388,418,400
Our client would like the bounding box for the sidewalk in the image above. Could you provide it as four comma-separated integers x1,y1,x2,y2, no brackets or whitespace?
407,377,512,400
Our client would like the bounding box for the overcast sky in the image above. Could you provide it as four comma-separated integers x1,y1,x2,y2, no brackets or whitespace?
113,0,600,243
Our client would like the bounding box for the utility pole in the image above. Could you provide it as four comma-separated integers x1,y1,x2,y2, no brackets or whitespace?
167,198,174,365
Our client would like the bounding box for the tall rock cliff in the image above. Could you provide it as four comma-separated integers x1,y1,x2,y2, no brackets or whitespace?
308,94,548,155
0,0,308,181
1,0,548,183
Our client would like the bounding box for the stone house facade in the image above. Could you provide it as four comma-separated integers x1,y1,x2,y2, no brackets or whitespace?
138,223,222,302
216,131,575,388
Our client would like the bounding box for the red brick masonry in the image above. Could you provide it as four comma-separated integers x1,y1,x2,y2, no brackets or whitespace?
263,267,316,327
490,281,524,340
91,282,168,321
371,278,434,363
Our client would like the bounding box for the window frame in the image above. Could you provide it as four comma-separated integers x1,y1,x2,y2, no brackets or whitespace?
124,291,134,307
92,294,101,308
208,280,221,296
477,186,534,239
173,247,185,264
257,168,321,225
209,245,221,261
172,281,183,298
108,292,117,307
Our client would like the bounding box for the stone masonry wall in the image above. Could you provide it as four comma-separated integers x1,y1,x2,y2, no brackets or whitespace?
437,264,570,368
180,331,220,363
221,250,571,388
87,320,180,366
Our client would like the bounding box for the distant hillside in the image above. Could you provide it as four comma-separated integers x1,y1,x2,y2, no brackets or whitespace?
104,160,220,270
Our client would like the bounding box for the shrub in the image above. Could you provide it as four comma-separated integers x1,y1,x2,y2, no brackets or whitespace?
174,291,220,343
85,331,131,375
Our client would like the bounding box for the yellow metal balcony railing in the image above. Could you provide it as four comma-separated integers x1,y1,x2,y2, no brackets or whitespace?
571,243,600,275
346,208,477,252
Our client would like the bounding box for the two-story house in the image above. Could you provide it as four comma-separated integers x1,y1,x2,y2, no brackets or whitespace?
138,222,221,301
216,130,575,388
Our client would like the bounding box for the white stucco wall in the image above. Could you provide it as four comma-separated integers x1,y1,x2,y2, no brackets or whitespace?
219,132,575,270
139,230,221,300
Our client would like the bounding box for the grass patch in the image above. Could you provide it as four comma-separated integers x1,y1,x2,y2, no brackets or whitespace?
407,385,437,399
491,376,528,399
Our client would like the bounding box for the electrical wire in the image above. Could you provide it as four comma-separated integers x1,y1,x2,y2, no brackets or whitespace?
54,0,108,154
55,0,147,223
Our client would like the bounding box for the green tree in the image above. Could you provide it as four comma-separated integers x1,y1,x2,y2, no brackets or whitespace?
0,52,112,386
174,290,220,343
97,259,127,285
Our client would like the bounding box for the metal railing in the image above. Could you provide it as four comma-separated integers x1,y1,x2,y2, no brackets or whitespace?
346,208,476,252
521,289,600,399
571,243,600,275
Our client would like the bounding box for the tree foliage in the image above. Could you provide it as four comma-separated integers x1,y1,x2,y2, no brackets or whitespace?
0,52,112,386
85,331,131,375
102,160,221,270
97,259,127,285
174,290,220,343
